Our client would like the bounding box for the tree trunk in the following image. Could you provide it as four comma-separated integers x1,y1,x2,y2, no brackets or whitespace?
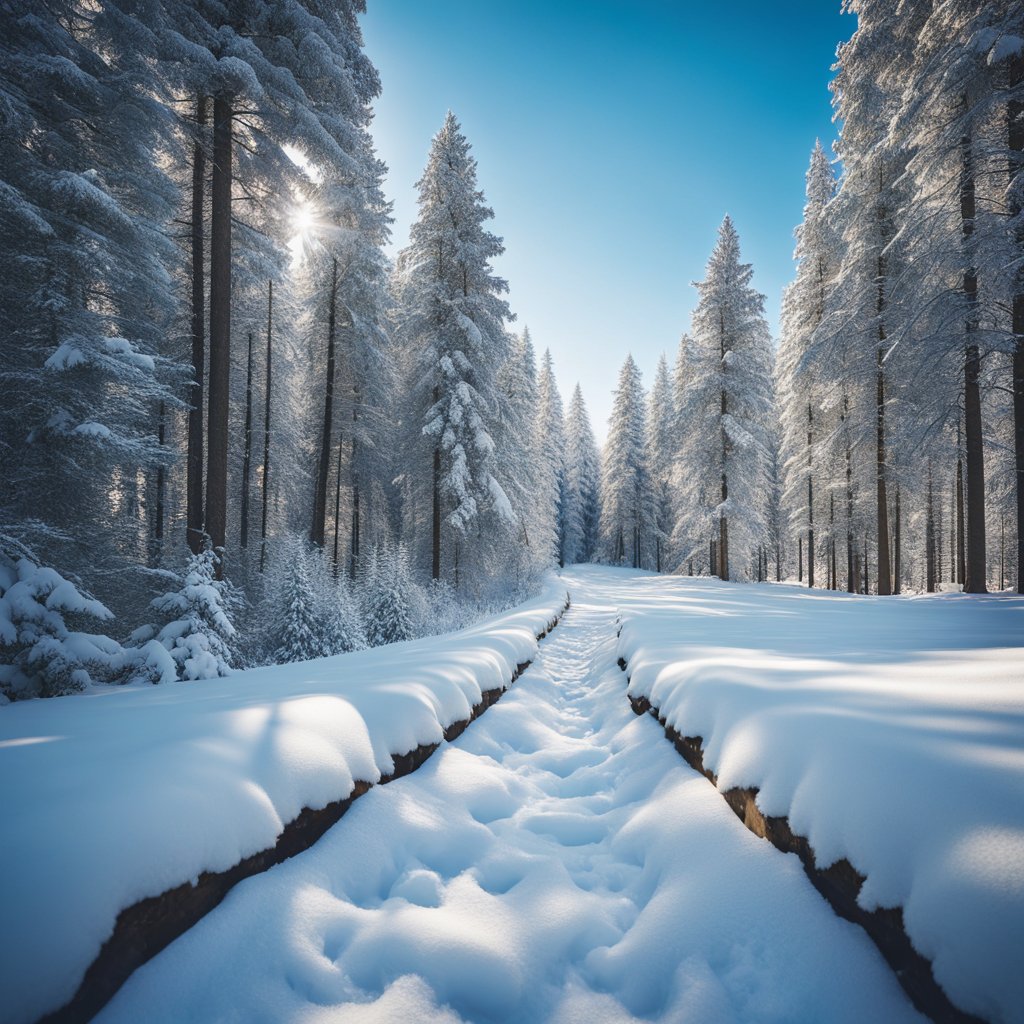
187,95,206,555
240,332,253,549
350,382,361,579
926,463,936,593
876,347,891,594
893,486,901,595
205,93,232,575
259,281,273,573
798,535,803,582
961,121,987,593
863,532,869,594
432,392,441,582
333,433,343,573
154,401,165,557
956,456,965,585
311,258,339,547
1009,52,1024,592
807,403,814,588
829,493,836,590
710,537,716,577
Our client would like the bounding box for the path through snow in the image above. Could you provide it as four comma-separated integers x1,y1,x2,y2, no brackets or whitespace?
98,569,922,1023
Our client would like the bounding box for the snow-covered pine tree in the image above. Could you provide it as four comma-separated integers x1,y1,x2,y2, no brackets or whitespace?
395,113,515,587
534,349,567,567
563,384,602,565
601,355,654,568
142,545,237,680
647,353,677,572
0,534,136,700
363,543,415,647
678,217,773,581
777,141,837,589
885,0,1024,592
310,546,367,654
0,1,181,609
270,542,323,663
494,328,544,580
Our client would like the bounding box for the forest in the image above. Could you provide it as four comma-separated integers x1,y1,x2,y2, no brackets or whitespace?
1,0,1022,703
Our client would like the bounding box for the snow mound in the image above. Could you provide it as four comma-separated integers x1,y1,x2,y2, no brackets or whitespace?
0,577,567,1024
616,569,1024,1023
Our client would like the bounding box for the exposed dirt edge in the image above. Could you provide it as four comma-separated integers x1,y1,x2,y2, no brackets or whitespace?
624,679,984,1024
41,593,570,1024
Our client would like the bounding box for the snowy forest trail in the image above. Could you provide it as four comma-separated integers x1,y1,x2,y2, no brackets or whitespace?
97,568,922,1024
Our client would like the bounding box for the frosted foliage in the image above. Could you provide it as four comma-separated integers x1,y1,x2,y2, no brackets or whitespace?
533,349,566,567
146,548,236,681
397,112,514,572
600,355,655,568
562,383,602,564
362,545,415,647
0,536,123,699
265,538,366,663
675,217,774,579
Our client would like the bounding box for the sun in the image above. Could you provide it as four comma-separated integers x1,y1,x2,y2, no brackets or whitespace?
289,199,319,261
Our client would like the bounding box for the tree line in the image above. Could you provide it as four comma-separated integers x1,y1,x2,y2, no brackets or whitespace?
1,0,1020,701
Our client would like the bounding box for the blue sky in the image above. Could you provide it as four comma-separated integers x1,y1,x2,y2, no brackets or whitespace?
360,0,854,442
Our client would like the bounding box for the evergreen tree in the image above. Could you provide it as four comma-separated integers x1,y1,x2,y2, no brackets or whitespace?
601,356,653,568
395,112,515,585
647,353,677,572
0,534,136,700
777,141,838,589
677,217,773,581
144,545,237,680
363,544,415,647
534,349,567,567
563,384,602,564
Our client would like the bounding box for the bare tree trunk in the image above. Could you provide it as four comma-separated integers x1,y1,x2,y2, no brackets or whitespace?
350,382,361,579
956,455,966,585
205,93,232,575
926,463,936,593
1009,52,1024,592
432,405,441,582
863,532,869,594
710,537,716,577
798,535,803,582
312,259,339,547
876,346,891,594
187,95,206,555
961,121,987,592
807,403,814,588
259,281,273,573
333,433,343,573
893,486,901,594
829,493,836,590
240,332,253,549
154,401,165,559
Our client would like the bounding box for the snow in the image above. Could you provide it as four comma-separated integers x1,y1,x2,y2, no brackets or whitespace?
5,567,1018,1023
616,569,1024,1023
96,567,921,1024
0,577,567,1024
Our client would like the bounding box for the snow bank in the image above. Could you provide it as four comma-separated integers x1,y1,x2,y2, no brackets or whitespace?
96,574,920,1024
0,577,567,1024
616,571,1024,1023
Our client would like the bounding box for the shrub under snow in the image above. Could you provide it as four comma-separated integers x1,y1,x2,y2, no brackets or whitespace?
0,535,126,699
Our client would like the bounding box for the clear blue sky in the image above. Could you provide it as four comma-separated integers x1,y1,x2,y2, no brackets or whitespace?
360,0,855,443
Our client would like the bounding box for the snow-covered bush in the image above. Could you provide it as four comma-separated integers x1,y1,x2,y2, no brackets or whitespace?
0,535,127,699
261,536,367,664
133,546,237,681
361,543,418,647
310,547,366,655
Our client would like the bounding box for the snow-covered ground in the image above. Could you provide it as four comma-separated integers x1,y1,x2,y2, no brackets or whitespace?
0,578,567,1024
617,570,1024,1024
96,568,922,1024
